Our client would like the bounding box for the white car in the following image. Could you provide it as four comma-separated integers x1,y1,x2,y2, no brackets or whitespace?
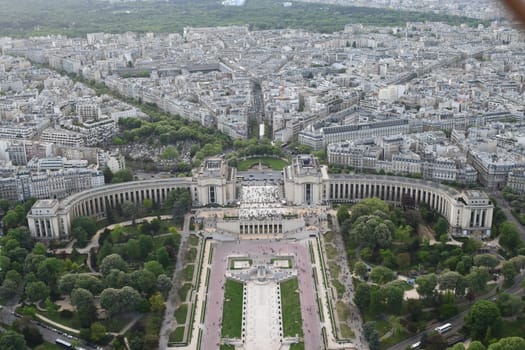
410,341,421,349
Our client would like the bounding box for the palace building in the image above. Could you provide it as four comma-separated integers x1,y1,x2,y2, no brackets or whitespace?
27,155,493,240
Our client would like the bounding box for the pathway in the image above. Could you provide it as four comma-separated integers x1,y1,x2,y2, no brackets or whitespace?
160,213,193,350
35,314,80,334
52,215,174,272
322,211,367,349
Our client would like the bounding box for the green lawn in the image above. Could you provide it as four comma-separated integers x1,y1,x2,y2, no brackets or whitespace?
336,301,351,321
37,310,81,331
290,342,305,350
325,244,339,260
100,313,136,332
186,247,198,262
220,345,235,350
237,157,288,171
169,327,185,343
280,278,303,337
174,304,188,324
331,279,345,299
183,264,195,282
188,234,199,246
328,260,341,279
178,283,192,301
221,279,244,338
324,231,337,243
340,323,355,339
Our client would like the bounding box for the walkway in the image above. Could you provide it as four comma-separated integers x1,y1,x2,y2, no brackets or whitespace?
244,281,281,350
53,215,174,272
323,210,367,350
160,213,193,350
35,314,80,334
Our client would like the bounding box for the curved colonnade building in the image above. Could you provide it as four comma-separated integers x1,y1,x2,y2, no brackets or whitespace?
27,156,493,240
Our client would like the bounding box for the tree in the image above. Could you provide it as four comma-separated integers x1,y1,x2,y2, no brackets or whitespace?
71,288,97,327
144,260,165,277
354,261,368,279
143,198,153,213
468,341,486,350
487,337,525,350
466,267,491,295
129,269,156,295
464,300,502,340
336,205,350,225
58,274,77,295
363,322,380,350
416,273,437,301
72,226,88,245
369,266,394,284
509,255,525,271
354,283,371,312
138,235,154,258
90,322,107,343
473,254,499,270
71,216,97,237
2,210,20,230
126,239,141,260
424,332,447,350
112,169,133,183
75,275,104,295
349,198,390,224
499,222,523,256
25,281,49,303
37,257,64,288
502,261,517,286
438,271,466,296
0,330,27,350
434,217,449,236
32,242,47,256
100,253,128,275
0,278,18,302
121,200,136,224
103,167,113,183
494,293,524,317
381,285,404,314
156,247,171,268
149,292,165,313
20,323,43,347
157,274,172,297
100,286,142,316
388,316,405,337
350,215,394,249
168,188,192,225
160,145,179,160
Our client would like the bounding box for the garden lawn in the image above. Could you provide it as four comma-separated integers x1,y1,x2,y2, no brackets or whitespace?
169,327,185,343
280,278,303,337
221,279,244,338
237,157,288,171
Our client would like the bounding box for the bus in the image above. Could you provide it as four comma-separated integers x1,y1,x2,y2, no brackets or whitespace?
55,338,72,348
434,323,452,334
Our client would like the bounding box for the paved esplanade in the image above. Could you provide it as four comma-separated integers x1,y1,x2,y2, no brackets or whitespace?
244,281,280,350
203,240,322,350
